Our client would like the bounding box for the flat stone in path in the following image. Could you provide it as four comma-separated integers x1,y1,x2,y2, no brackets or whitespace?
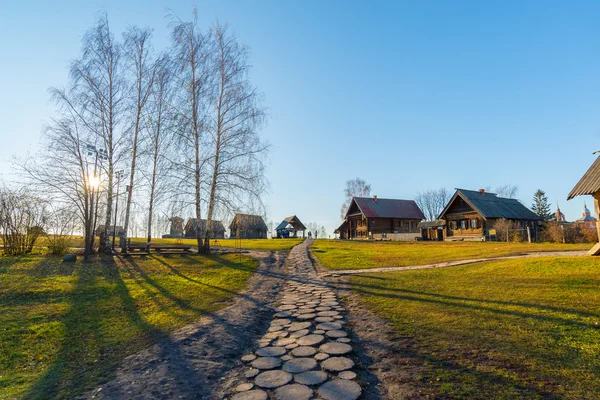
339,371,357,380
296,334,325,346
322,357,354,372
290,329,309,338
251,357,282,370
288,322,311,332
245,368,260,378
255,370,293,389
232,389,268,400
235,382,254,392
274,338,296,347
319,342,353,355
241,354,257,362
326,330,348,338
274,311,292,318
274,384,313,400
290,346,317,357
317,311,339,317
282,358,317,373
294,370,328,385
315,317,335,323
316,322,343,331
314,353,329,361
317,379,362,400
255,347,286,357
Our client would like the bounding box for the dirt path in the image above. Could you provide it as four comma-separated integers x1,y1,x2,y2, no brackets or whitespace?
319,250,587,276
83,250,287,400
216,239,377,400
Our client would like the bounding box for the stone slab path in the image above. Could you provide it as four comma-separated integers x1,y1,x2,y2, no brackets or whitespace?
223,239,364,400
319,250,586,276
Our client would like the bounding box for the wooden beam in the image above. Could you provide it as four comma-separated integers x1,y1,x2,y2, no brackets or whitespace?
590,193,600,256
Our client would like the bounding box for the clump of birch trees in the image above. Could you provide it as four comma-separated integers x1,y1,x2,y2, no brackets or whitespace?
19,10,267,259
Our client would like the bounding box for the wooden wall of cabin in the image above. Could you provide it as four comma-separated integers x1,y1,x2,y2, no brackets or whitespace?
368,218,420,235
445,212,484,237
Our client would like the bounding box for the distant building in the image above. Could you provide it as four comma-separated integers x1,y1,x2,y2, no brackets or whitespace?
95,225,125,237
184,218,226,239
554,204,567,223
229,213,268,239
338,195,424,241
575,203,597,229
436,189,542,241
276,215,306,238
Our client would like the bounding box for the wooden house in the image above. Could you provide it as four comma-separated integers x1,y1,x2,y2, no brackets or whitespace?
334,220,349,239
340,196,424,240
184,218,226,239
229,213,268,239
568,156,600,254
437,189,542,241
276,215,306,238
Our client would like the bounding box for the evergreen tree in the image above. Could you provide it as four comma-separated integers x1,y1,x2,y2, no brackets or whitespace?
532,189,552,220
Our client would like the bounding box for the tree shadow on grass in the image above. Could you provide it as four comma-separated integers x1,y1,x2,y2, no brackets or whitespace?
344,276,600,329
23,255,207,400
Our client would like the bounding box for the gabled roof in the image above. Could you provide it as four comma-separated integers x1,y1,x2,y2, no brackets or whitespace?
185,218,225,232
568,156,600,199
439,189,541,220
347,197,425,220
275,215,306,231
229,213,268,231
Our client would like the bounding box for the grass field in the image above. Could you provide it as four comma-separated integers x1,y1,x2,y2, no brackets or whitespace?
0,253,258,399
311,240,590,270
350,257,600,398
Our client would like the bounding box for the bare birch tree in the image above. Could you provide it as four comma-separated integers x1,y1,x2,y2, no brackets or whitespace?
18,113,103,261
121,26,155,251
169,9,211,253
340,178,371,220
69,13,126,254
415,187,451,221
144,54,174,246
202,22,267,253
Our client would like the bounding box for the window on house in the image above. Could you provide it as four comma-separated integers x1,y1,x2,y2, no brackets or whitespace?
461,220,466,229
471,219,477,229
450,221,457,230
412,222,418,228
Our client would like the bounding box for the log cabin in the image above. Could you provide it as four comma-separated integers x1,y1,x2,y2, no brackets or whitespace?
340,196,424,240
437,188,542,241
229,213,268,239
568,155,600,255
184,218,226,239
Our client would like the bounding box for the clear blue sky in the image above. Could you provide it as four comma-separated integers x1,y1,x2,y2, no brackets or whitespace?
2,1,600,235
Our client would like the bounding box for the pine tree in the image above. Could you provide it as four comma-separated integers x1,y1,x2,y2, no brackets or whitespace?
532,189,552,220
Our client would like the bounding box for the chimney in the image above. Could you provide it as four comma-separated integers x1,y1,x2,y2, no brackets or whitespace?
373,195,378,201
479,189,485,195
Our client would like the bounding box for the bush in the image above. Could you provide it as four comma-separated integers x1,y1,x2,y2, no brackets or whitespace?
0,188,46,255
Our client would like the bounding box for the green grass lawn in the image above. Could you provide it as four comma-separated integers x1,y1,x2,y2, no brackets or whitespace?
350,257,600,399
129,237,303,251
312,240,590,270
0,253,258,399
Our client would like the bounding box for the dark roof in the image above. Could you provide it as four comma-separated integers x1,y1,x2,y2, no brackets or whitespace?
276,215,307,231
418,220,446,228
568,156,600,199
440,189,542,220
185,218,225,232
334,220,349,234
349,197,425,220
229,213,268,231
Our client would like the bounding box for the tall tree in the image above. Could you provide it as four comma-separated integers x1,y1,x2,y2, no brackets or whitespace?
121,26,156,251
495,184,519,199
169,8,211,253
532,189,552,220
144,54,173,247
340,178,371,220
415,187,451,221
202,22,267,253
69,13,126,254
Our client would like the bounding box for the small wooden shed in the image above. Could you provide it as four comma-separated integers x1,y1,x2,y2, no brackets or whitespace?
275,215,306,238
568,156,600,255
